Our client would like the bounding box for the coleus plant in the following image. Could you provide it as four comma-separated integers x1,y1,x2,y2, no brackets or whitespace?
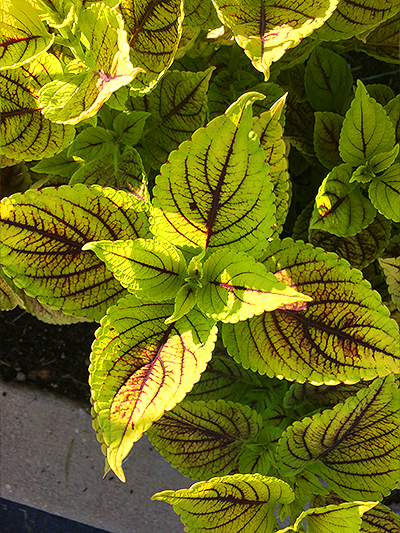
1,0,400,532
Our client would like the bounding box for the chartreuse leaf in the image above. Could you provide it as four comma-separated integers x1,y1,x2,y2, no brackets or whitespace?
0,275,23,311
378,257,400,311
277,376,400,500
0,185,150,321
120,0,184,95
83,238,187,301
385,94,400,146
309,212,391,270
113,110,150,146
152,473,294,533
314,112,344,170
356,12,400,64
68,127,116,162
252,95,290,238
0,55,75,161
284,381,369,411
305,47,353,114
368,144,399,174
368,163,400,222
151,92,275,256
196,249,312,323
183,0,220,29
28,0,78,29
0,0,54,70
165,283,197,324
313,0,400,41
130,68,214,167
339,80,396,166
292,502,378,533
309,163,377,237
222,238,400,384
212,0,337,79
90,297,217,482
360,502,400,532
147,399,262,479
38,3,142,125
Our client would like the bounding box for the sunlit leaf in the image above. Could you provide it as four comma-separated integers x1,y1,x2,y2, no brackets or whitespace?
0,0,54,70
183,0,220,30
197,249,312,323
147,399,262,479
28,0,78,29
212,0,338,79
152,473,294,533
284,381,369,411
113,110,150,146
356,11,400,64
277,375,400,500
385,94,400,145
0,274,23,311
378,256,400,312
368,163,400,222
90,298,217,482
0,185,150,320
68,127,117,162
293,502,377,533
222,238,400,384
151,92,275,256
360,502,400,532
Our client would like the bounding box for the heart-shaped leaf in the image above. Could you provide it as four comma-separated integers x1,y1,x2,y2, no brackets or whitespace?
277,375,400,500
0,185,150,320
147,399,262,479
90,297,217,482
151,92,275,256
196,249,312,323
0,0,54,70
368,163,400,223
152,473,294,533
222,238,399,384
293,502,377,533
84,238,187,301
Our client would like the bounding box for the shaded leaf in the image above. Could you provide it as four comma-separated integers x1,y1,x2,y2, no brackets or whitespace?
90,298,217,481
293,502,377,533
355,11,400,64
68,127,116,162
368,163,400,222
222,238,400,384
314,112,344,169
31,148,80,179
385,94,400,146
0,185,150,320
368,144,399,174
0,0,54,70
0,275,23,311
310,163,377,237
378,256,400,312
147,399,262,479
152,473,294,533
277,376,400,500
151,92,275,255
365,83,396,107
339,80,396,166
284,381,369,410
113,110,150,146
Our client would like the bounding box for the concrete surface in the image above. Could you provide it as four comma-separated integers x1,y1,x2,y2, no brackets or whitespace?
0,379,194,533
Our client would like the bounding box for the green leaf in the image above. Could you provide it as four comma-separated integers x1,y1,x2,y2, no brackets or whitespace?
385,94,400,146
378,257,400,312
0,55,75,161
120,0,184,95
368,163,400,222
183,0,220,29
31,148,80,179
165,283,196,324
0,0,54,70
314,112,344,169
0,275,23,311
196,249,312,323
70,146,149,202
83,238,187,301
68,127,116,162
151,92,275,256
212,0,337,79
339,80,396,166
366,84,396,107
38,4,143,125
355,11,400,64
28,0,78,29
293,502,377,533
305,47,353,114
222,238,400,384
309,163,377,237
369,144,399,174
360,502,400,532
113,110,150,146
309,213,391,270
277,376,400,501
0,185,150,320
313,0,400,41
130,68,214,167
152,473,294,533
147,399,262,479
90,297,217,482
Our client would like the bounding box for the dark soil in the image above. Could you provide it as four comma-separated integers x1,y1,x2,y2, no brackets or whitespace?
0,308,98,403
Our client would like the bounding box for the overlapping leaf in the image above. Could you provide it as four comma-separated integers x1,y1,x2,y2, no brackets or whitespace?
151,92,275,255
0,185,150,320
84,238,187,301
0,55,75,161
360,502,400,532
90,297,217,482
0,275,23,311
212,0,337,79
130,68,214,166
313,112,343,169
339,80,396,166
120,0,184,95
113,110,150,146
368,163,400,222
284,381,369,411
196,249,311,323
356,12,400,64
309,163,377,237
378,256,400,312
38,4,142,124
183,0,220,29
314,0,400,41
27,0,78,29
152,473,294,533
385,94,400,146
277,376,400,501
222,238,400,384
309,212,391,269
0,0,54,70
147,399,262,479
